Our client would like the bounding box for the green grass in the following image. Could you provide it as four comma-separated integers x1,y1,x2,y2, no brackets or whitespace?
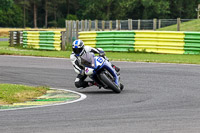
0,36,8,38
0,41,71,58
157,19,200,31
0,84,49,105
1,41,200,64
107,52,200,64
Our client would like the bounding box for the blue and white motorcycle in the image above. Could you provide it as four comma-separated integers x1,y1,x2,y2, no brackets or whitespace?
81,52,124,93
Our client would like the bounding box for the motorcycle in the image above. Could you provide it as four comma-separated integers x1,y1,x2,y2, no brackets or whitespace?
81,52,123,93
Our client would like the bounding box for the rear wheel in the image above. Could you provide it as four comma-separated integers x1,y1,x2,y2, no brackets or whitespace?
99,72,121,93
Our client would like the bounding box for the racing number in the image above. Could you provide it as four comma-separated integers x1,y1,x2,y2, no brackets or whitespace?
97,57,103,63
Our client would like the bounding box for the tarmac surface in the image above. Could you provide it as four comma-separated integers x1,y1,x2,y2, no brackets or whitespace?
0,55,200,133
0,38,8,41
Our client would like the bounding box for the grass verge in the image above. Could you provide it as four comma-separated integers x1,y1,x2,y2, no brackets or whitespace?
1,41,200,64
157,19,200,31
0,84,49,105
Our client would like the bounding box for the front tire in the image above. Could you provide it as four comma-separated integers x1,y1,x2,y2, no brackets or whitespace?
99,72,121,93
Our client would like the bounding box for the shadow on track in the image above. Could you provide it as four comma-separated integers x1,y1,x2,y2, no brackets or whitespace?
78,90,115,95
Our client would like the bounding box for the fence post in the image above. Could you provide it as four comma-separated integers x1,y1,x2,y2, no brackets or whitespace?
102,20,105,31
76,20,79,39
67,20,72,50
153,18,157,30
89,20,92,31
109,21,112,31
197,4,200,19
65,20,70,50
9,31,14,47
16,31,21,46
116,20,120,30
61,31,66,51
95,20,98,31
128,19,132,30
177,18,181,31
85,19,88,31
158,19,161,29
81,20,85,31
138,19,141,30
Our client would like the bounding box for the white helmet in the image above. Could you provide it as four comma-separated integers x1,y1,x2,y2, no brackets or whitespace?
72,39,84,56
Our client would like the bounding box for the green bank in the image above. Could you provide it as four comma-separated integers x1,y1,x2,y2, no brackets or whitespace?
157,19,200,32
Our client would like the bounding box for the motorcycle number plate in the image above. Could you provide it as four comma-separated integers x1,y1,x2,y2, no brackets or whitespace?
97,57,103,63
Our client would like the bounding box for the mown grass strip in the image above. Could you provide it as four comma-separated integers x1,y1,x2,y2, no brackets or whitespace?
1,41,200,64
0,84,49,105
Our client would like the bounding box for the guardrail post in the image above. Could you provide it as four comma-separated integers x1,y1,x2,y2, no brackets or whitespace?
153,18,157,30
138,19,141,30
177,18,181,31
109,21,112,31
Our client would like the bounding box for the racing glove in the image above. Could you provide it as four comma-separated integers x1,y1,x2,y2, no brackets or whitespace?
80,69,85,75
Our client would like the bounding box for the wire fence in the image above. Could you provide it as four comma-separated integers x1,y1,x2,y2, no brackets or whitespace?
65,18,195,44
66,19,194,32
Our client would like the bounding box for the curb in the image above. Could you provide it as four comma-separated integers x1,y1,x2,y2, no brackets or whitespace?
0,88,87,111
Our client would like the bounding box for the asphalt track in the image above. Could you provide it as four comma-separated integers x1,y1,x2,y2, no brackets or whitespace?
1,55,200,133
0,38,8,41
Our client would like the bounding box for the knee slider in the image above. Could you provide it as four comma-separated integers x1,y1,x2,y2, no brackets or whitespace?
75,82,81,88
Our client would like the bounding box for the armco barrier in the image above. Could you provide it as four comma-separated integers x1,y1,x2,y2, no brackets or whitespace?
23,31,62,51
78,31,200,54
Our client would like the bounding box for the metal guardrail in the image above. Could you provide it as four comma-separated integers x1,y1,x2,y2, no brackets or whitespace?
9,31,23,47
79,31,200,55
9,31,67,51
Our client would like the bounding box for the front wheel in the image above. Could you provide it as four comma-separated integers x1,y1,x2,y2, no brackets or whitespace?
99,72,121,93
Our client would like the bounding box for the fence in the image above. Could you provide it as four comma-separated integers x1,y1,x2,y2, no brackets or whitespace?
65,18,194,44
78,31,200,55
9,31,66,51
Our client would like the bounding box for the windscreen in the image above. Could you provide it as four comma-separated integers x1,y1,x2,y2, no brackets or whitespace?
81,53,95,67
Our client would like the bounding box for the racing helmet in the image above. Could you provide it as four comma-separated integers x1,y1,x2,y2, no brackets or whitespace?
72,39,84,56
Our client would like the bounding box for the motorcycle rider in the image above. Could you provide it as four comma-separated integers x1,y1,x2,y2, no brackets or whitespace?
70,39,120,89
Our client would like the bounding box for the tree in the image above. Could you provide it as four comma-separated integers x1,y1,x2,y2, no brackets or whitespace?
0,4,23,27
15,0,30,28
0,0,13,10
28,0,41,28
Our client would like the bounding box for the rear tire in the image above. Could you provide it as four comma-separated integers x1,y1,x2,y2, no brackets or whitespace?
100,72,121,93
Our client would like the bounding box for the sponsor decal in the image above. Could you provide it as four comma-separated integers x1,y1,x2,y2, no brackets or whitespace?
85,68,89,73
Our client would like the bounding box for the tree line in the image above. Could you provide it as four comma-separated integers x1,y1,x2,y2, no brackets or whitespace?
0,0,200,28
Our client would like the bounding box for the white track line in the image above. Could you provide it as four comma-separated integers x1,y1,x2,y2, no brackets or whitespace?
0,88,87,112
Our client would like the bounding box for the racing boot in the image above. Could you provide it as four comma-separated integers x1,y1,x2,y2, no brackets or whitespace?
120,83,124,90
88,81,95,86
88,81,102,89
